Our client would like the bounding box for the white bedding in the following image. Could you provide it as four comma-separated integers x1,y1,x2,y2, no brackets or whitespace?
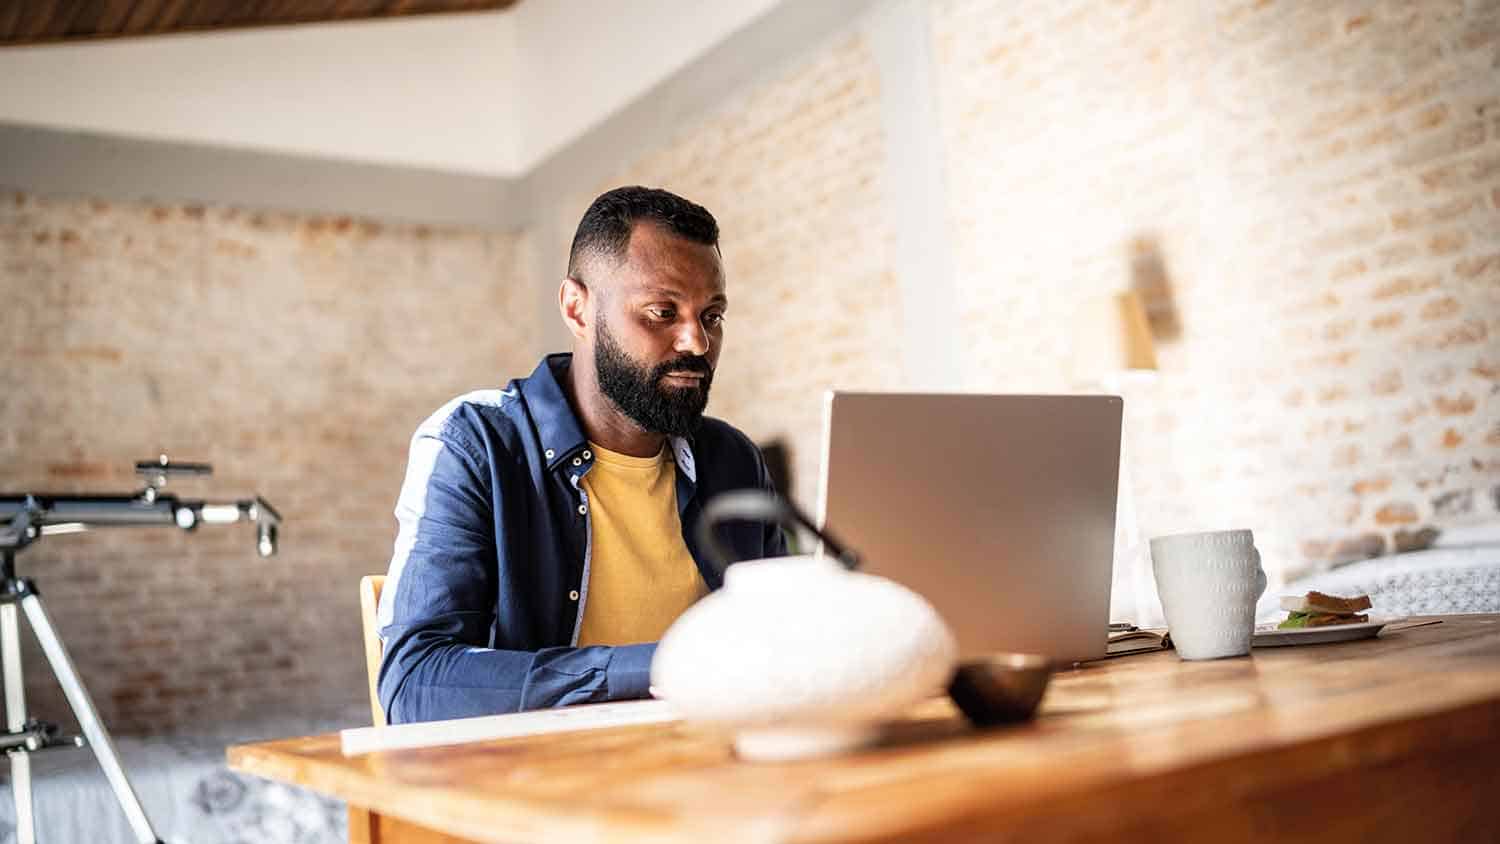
1257,544,1500,621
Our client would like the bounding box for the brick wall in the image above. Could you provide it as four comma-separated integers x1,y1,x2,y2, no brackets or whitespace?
561,32,903,513
562,0,1496,593
0,192,534,732
548,0,1497,595
932,0,1500,588
3,0,1497,730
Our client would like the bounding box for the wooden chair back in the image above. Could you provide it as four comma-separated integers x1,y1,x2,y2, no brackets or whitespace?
359,575,387,727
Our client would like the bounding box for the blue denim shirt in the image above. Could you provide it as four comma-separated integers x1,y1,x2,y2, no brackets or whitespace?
378,353,786,724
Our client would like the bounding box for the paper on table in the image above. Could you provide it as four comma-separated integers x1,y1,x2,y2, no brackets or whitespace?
340,699,680,756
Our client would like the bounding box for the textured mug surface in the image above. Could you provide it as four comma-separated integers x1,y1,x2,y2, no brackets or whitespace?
1150,530,1267,660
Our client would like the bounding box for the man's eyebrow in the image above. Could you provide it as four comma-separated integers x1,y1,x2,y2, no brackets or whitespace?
634,287,729,306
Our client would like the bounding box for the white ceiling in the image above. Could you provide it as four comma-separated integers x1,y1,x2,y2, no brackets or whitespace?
0,0,784,177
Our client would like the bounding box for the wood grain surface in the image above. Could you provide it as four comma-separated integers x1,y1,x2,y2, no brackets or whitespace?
230,616,1500,844
0,1,519,46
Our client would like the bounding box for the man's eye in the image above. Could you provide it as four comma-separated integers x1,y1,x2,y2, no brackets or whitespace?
647,308,675,321
704,313,726,327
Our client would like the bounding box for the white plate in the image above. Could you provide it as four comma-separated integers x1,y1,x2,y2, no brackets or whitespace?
1252,616,1395,647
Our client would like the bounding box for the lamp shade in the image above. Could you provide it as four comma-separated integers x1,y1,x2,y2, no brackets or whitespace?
1068,290,1158,382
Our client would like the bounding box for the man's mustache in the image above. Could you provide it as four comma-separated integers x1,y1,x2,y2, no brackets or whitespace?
651,356,713,381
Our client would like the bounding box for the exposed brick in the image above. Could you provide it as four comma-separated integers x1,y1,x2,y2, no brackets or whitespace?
1318,384,1351,404
1399,400,1431,424
2,189,536,731
1454,253,1499,279
1433,392,1476,415
1328,256,1367,282
1393,526,1441,553
1302,102,1372,140
1371,273,1440,300
1352,476,1391,495
1386,433,1415,457
1420,153,1500,191
1427,460,1472,488
1427,230,1467,255
1332,443,1362,468
1330,215,1392,253
1354,122,1402,152
1381,78,1443,115
1339,498,1362,526
1429,194,1484,223
1410,103,1449,131
1375,501,1421,525
1419,295,1462,320
1370,369,1404,394
12,0,1450,734
1396,121,1486,169
1376,241,1422,268
1460,16,1500,51
1307,348,1359,368
1423,363,1458,386
1432,488,1475,517
1322,318,1358,342
1434,319,1489,348
1301,533,1385,565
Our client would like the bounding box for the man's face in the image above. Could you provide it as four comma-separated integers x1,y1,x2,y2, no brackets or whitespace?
590,223,727,436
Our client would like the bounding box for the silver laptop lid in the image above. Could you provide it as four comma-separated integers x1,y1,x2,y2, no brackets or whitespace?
817,392,1121,663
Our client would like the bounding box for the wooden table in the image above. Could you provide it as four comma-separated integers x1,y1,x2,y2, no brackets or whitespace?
229,616,1500,843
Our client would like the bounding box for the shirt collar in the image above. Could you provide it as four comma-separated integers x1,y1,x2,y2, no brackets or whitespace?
521,353,589,472
669,436,697,484
521,353,698,484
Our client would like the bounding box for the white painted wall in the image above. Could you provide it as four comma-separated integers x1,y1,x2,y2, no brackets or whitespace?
507,0,783,170
0,1,786,176
0,14,520,175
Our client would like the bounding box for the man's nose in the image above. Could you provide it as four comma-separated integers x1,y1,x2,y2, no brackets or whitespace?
674,318,710,357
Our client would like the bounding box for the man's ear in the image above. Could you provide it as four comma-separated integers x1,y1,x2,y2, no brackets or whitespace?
559,277,590,341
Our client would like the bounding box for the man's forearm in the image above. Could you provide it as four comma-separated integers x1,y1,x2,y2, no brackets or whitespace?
379,635,657,724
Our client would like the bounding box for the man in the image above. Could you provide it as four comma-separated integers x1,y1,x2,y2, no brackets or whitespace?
377,186,785,724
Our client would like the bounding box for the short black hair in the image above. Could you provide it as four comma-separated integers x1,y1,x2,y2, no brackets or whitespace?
567,186,719,280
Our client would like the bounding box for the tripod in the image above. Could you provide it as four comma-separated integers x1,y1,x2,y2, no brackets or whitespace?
0,537,160,844
0,457,282,843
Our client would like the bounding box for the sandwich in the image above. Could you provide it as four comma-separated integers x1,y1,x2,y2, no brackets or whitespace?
1277,591,1372,629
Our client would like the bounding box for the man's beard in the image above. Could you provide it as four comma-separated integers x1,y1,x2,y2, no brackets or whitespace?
594,318,714,437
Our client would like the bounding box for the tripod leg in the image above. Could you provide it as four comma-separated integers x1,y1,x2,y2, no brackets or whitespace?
1,602,36,844
20,594,161,844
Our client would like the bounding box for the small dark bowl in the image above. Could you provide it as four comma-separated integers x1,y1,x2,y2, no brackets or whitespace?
947,653,1054,727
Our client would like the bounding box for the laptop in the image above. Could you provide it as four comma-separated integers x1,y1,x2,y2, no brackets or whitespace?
815,392,1122,663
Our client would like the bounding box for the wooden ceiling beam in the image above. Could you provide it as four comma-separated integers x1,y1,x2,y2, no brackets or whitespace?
0,0,519,46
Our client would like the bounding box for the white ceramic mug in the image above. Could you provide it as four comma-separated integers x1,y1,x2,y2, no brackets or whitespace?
1149,529,1267,660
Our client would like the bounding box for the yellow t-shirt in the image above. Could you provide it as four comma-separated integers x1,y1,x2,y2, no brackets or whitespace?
576,441,708,646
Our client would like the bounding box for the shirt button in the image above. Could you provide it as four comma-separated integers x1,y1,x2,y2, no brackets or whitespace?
582,450,593,460
569,590,580,601
577,504,588,515
544,449,555,460
572,456,582,466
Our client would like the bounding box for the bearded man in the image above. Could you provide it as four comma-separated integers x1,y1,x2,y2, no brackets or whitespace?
377,186,784,724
